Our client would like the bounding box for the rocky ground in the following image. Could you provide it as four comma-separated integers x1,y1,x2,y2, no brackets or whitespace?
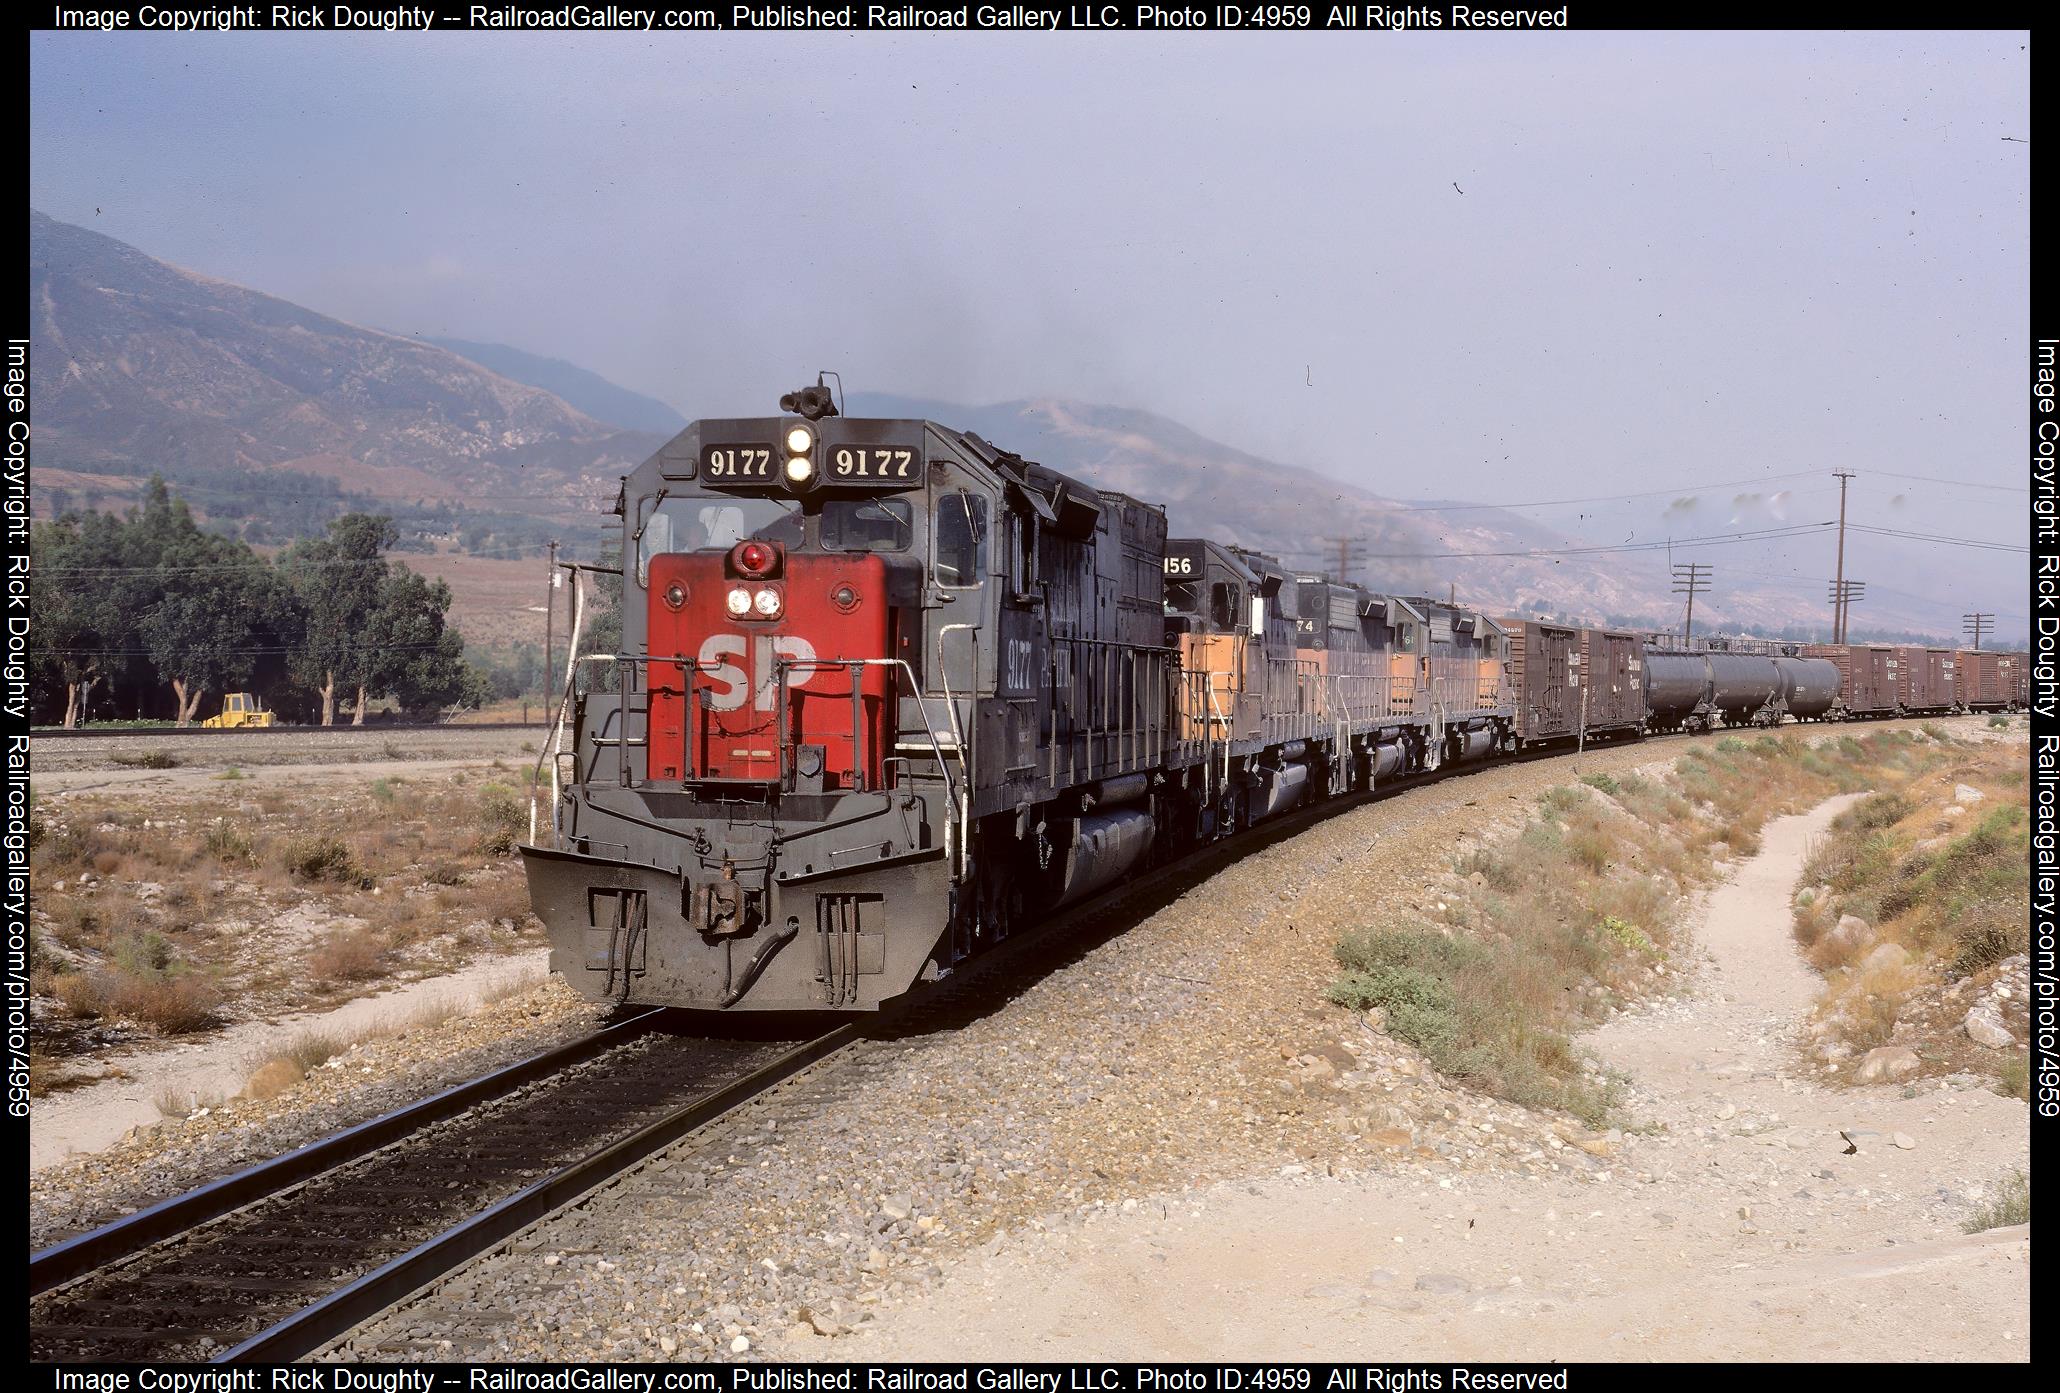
814,791,2032,1361
29,735,546,1101
327,724,2029,1363
32,718,2025,1361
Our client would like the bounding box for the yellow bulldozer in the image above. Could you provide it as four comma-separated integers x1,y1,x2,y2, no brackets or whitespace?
201,693,275,729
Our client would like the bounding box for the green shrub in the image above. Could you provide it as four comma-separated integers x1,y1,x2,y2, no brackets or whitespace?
112,930,174,979
1600,915,1656,954
476,784,527,856
202,819,255,865
282,835,362,884
1578,773,1619,797
111,749,182,770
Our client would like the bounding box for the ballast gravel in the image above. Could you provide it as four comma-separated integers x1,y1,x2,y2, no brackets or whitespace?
332,739,1701,1362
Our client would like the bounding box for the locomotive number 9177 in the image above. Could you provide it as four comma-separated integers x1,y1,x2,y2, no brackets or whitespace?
703,446,774,479
831,447,917,479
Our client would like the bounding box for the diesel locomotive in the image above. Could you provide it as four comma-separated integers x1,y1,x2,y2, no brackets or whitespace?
521,389,1989,1013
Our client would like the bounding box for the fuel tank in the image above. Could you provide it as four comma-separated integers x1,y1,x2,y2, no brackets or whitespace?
1055,808,1156,908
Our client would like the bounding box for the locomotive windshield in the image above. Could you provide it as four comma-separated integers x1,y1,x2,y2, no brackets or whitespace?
820,497,914,553
635,494,799,583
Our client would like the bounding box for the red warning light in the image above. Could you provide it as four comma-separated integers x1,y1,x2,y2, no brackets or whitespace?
732,541,779,578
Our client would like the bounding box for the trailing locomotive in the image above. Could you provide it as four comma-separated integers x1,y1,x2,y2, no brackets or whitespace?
523,391,1980,1013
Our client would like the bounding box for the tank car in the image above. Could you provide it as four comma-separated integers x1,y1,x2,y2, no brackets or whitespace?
524,391,1188,1011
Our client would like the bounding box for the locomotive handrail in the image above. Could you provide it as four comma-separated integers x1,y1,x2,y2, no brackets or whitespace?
775,654,970,883
530,573,586,844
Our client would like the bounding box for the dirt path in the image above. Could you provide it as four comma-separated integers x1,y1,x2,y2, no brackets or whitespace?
842,795,2031,1361
30,951,548,1171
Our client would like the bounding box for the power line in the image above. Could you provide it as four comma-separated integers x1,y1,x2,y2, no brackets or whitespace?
1868,469,2028,494
1380,469,1825,515
34,542,574,576
1279,522,1834,564
1963,612,1995,650
1844,523,2027,554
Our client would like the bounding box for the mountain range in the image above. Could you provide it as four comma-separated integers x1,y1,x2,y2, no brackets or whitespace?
30,210,1957,643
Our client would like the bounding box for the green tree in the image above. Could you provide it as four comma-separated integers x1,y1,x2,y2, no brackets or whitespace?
358,565,477,719
30,514,124,727
280,514,396,726
125,480,278,725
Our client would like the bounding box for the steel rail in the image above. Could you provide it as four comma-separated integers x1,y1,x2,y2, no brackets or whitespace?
29,1009,668,1297
218,1023,860,1363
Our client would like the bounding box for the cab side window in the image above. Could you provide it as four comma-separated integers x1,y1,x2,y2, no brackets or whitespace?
935,492,988,588
1209,582,1241,631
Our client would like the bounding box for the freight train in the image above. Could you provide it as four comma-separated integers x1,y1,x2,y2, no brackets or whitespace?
521,392,2019,1013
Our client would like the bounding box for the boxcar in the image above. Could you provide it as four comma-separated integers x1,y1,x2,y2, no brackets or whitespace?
1803,643,1898,719
1500,618,1581,746
1578,627,1646,737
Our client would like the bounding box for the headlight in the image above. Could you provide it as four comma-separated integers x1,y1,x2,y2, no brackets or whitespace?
785,424,814,455
725,587,752,616
784,455,815,484
753,587,782,617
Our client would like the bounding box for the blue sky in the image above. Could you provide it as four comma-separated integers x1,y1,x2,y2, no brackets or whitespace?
30,29,2032,633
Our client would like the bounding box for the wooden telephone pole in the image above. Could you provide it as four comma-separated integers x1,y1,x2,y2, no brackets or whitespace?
1672,562,1712,646
1831,470,1855,641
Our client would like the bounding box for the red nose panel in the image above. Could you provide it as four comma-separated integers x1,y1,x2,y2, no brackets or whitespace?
646,553,894,785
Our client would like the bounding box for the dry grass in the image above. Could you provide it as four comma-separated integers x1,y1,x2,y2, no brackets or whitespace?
307,926,388,983
1965,1171,2030,1232
1330,727,1963,1128
1792,741,2031,1079
30,768,548,1064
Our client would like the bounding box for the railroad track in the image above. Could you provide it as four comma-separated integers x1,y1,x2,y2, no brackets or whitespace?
28,1014,849,1363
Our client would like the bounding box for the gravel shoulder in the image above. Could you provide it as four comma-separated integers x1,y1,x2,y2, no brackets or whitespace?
330,736,1763,1361
30,950,551,1171
838,792,2031,1361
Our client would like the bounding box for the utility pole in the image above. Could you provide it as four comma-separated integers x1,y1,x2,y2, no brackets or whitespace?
545,538,559,713
1828,580,1866,640
1831,470,1855,642
1962,612,1994,651
1322,536,1357,586
1672,562,1712,647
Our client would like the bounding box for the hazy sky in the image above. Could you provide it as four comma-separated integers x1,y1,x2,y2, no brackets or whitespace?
29,29,2031,633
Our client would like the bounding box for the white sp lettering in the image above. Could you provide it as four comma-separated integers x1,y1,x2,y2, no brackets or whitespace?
698,633,822,712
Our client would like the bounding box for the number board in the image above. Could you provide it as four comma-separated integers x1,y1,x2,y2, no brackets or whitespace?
700,444,775,481
824,443,919,483
681,418,932,492
816,419,928,491
1163,541,1207,579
